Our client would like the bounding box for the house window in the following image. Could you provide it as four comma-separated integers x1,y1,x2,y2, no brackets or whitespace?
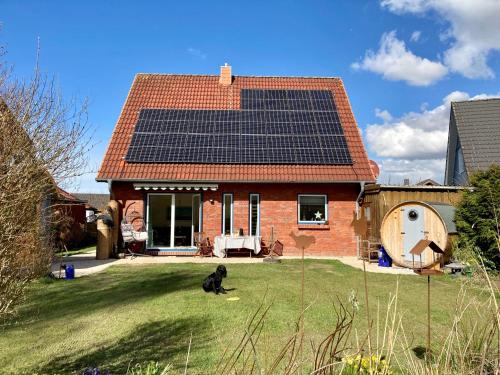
298,194,327,223
249,194,260,236
222,193,233,235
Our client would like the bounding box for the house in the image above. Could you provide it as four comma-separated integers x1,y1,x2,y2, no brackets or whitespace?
416,179,440,186
96,64,375,256
73,193,110,220
52,187,87,248
444,98,500,185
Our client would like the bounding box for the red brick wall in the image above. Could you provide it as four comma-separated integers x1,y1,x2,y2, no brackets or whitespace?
111,182,145,230
111,182,360,256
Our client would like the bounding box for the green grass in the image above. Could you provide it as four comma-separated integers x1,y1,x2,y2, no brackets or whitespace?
0,260,479,374
54,245,96,257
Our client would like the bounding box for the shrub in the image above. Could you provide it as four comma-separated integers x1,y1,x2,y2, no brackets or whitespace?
454,165,500,270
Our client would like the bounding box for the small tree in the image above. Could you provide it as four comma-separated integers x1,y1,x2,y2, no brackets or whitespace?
0,47,91,319
455,165,500,270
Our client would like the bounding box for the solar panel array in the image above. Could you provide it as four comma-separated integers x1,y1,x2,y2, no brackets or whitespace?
125,89,353,165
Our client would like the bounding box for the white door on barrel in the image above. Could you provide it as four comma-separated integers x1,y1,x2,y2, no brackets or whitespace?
402,206,425,262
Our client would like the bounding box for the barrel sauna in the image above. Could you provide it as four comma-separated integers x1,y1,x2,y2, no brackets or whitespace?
380,201,457,268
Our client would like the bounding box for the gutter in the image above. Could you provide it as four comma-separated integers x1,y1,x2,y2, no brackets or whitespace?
355,181,366,259
97,178,375,184
355,181,366,216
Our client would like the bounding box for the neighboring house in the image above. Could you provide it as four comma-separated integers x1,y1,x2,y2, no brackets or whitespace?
97,65,375,256
73,193,110,219
444,98,500,185
416,179,440,186
53,187,87,248
55,187,87,212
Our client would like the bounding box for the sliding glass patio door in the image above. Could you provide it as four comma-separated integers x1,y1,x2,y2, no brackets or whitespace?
147,193,201,249
147,194,173,248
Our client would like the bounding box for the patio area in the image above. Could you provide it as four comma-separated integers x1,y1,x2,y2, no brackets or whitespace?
52,249,415,278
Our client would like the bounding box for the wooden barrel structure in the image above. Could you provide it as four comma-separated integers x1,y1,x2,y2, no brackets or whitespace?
96,218,112,260
380,201,456,268
108,200,119,253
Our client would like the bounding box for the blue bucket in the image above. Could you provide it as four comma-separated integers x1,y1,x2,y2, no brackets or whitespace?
378,246,392,267
65,264,75,280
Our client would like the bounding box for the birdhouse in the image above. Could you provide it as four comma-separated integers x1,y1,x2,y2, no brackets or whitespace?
409,239,444,275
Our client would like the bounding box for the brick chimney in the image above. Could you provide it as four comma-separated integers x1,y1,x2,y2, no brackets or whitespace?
219,63,232,86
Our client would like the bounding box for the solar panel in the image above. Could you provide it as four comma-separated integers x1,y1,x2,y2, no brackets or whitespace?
125,89,352,165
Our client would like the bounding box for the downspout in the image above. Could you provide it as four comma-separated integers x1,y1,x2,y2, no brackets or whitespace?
355,182,366,258
355,181,366,216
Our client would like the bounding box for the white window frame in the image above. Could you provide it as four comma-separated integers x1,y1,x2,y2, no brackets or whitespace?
249,193,260,236
146,193,201,249
191,194,202,246
298,194,328,224
222,193,234,235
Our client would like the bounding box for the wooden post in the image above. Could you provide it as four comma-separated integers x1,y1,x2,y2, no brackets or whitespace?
427,275,431,355
363,259,372,355
299,245,305,375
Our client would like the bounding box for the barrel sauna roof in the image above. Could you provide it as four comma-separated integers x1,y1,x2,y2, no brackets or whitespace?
424,202,457,234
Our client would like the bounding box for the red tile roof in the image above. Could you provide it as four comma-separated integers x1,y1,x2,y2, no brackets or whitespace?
97,74,375,183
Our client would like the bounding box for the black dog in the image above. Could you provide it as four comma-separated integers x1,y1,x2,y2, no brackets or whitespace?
202,265,227,294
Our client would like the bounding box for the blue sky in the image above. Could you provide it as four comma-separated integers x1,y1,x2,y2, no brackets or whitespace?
1,0,499,192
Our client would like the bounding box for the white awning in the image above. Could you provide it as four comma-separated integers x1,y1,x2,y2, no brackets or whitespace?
133,183,218,191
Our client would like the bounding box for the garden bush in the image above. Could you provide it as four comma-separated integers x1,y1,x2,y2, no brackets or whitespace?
454,165,500,270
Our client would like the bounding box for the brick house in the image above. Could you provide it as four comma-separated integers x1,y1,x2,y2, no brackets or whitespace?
97,65,375,256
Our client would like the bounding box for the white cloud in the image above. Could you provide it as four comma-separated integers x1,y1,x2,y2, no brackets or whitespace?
410,30,421,42
381,0,500,79
376,158,446,184
351,31,448,86
380,0,428,13
375,108,393,122
367,122,448,159
367,90,500,182
187,47,207,60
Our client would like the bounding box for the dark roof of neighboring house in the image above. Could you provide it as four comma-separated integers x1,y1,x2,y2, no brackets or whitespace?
364,183,466,193
424,202,457,234
97,73,375,183
451,98,500,174
416,179,440,186
55,187,86,204
72,193,110,210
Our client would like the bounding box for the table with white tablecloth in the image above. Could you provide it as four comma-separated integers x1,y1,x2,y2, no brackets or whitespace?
213,235,261,258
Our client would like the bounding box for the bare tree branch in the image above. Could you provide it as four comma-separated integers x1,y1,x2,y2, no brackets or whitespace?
0,48,92,319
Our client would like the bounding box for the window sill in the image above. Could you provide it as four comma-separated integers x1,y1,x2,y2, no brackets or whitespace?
298,223,330,230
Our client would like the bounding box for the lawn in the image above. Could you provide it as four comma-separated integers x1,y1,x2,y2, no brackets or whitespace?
54,245,96,257
0,260,477,374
